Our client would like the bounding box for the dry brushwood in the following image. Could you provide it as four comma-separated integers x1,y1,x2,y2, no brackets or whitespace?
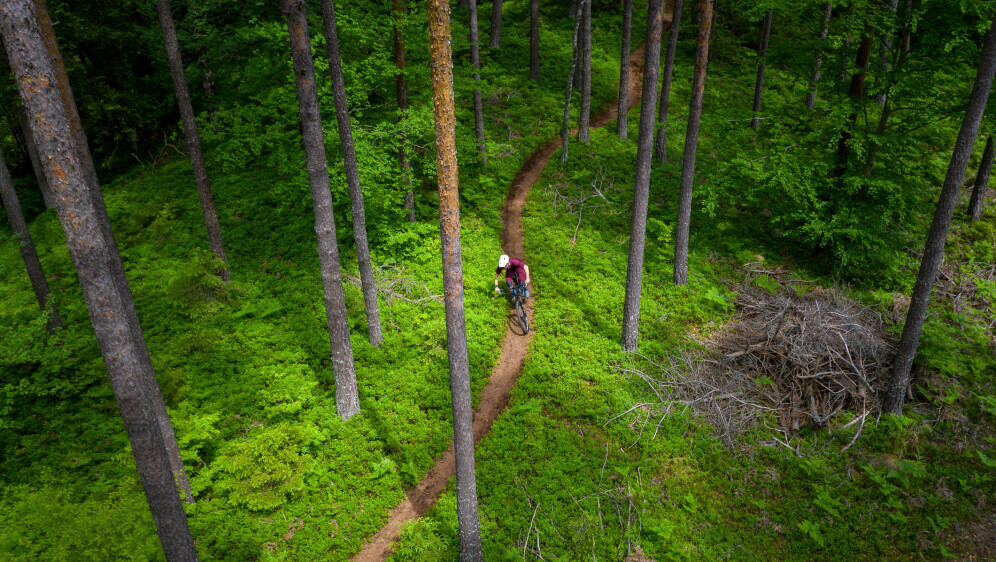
614,276,896,447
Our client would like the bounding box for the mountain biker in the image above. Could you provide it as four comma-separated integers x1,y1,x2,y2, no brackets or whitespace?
494,254,530,296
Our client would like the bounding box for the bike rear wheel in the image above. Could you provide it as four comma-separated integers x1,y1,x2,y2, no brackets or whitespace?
515,297,529,334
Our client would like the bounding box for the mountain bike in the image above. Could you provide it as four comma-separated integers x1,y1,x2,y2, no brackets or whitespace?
499,274,530,334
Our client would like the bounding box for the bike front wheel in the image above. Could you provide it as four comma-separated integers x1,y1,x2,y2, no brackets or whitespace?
515,297,529,334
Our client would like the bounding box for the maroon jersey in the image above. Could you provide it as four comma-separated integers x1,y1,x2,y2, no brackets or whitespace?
496,258,527,284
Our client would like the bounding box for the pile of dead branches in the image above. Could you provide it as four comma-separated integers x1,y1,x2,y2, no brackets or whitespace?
615,278,896,448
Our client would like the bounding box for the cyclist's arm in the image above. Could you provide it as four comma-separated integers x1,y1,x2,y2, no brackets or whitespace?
523,265,530,284
494,272,501,291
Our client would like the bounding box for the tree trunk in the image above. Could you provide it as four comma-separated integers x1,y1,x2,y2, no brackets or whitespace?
883,15,996,415
0,2,199,559
156,0,230,283
863,0,913,176
31,0,194,505
490,0,502,48
321,0,383,349
655,0,683,162
874,0,900,106
805,2,832,110
0,146,62,332
750,10,773,130
573,1,584,88
617,0,633,139
529,0,539,81
578,0,592,143
427,1,483,559
560,0,586,164
968,135,994,221
672,0,713,286
282,0,360,420
831,29,874,178
469,0,487,165
393,0,415,221
620,0,666,352
15,105,55,207
838,35,852,83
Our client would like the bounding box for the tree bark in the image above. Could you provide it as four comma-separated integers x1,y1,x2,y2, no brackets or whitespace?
321,0,383,349
874,0,900,106
490,0,502,49
805,2,832,110
617,0,633,139
0,146,62,332
529,0,539,81
282,0,360,420
156,0,230,282
561,0,586,164
831,29,874,178
578,0,592,143
15,104,55,207
0,3,199,559
30,0,194,505
672,0,713,286
393,0,414,221
620,0,666,352
883,15,996,415
427,1,483,559
469,0,487,166
655,0,683,162
750,10,773,130
968,135,994,221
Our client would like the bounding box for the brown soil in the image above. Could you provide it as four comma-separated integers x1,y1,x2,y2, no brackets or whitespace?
351,44,647,562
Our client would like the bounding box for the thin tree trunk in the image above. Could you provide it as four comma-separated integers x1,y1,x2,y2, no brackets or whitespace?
968,135,994,221
617,0,633,139
0,3,198,559
863,0,913,176
0,146,62,332
15,104,55,207
806,2,832,110
578,0,592,143
321,0,383,349
529,0,539,81
490,0,502,48
427,1,483,559
831,29,874,178
156,0,230,282
883,16,996,415
32,0,194,504
620,0,666,352
838,35,852,83
561,0,586,164
393,0,414,221
875,0,900,106
573,2,584,88
282,0,360,420
655,0,683,162
469,0,487,165
750,10,773,130
672,0,713,286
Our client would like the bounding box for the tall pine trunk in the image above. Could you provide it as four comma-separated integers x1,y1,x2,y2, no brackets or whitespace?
578,0,592,143
490,0,502,48
529,0,539,81
620,0,666,352
617,0,633,139
883,15,996,415
0,2,199,558
321,0,383,349
655,0,683,162
0,146,62,332
156,0,230,282
282,0,360,420
427,1,483,559
393,0,415,221
805,2,832,109
469,0,487,165
968,135,994,221
560,0,586,164
672,0,714,286
750,10,773,130
31,0,195,504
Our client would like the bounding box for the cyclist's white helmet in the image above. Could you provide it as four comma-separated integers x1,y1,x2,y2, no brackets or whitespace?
498,254,510,268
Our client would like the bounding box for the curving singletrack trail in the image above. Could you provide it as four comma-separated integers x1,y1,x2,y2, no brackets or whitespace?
352,44,646,562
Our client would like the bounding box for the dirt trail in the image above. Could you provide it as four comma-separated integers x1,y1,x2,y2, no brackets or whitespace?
351,44,647,562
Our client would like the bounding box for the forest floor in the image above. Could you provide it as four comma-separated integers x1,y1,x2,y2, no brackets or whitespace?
354,43,649,562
